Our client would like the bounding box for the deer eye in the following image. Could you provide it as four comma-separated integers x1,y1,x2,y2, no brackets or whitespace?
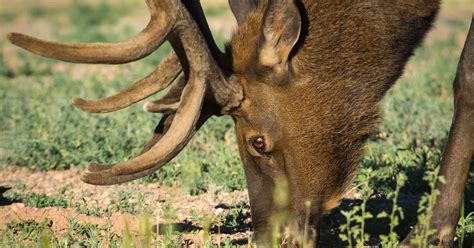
252,136,267,154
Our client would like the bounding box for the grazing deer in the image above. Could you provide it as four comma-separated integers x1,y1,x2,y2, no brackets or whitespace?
7,0,473,246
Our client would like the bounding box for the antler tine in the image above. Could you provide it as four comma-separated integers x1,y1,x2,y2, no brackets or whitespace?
81,0,242,184
72,52,181,113
83,103,215,185
82,77,213,184
85,113,176,173
7,0,172,64
89,72,205,178
143,73,186,113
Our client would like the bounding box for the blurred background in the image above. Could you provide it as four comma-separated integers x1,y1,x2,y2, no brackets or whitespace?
0,0,473,246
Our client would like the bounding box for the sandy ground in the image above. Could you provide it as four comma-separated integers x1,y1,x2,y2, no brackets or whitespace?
0,166,252,244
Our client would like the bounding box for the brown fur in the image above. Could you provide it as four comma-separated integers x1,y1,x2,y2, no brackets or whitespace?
229,0,440,243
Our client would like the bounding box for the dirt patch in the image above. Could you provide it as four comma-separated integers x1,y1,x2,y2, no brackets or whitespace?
1,204,138,235
0,166,251,244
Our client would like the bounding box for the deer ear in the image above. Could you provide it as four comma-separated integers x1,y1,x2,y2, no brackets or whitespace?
258,0,301,72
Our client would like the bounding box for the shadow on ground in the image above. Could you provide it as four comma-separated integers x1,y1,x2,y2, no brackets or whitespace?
0,186,16,206
152,203,252,245
319,158,474,247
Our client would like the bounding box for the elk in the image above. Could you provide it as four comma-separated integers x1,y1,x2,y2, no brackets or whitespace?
6,0,473,246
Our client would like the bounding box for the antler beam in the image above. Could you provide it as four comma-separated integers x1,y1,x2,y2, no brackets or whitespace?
7,0,170,64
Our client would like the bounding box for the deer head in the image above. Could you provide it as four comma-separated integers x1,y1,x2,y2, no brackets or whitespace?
7,0,441,244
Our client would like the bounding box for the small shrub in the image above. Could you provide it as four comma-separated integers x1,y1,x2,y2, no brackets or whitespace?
4,191,71,209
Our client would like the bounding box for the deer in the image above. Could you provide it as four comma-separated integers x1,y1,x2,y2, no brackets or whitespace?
6,0,473,246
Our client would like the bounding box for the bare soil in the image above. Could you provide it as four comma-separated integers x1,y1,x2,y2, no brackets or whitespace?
0,166,252,244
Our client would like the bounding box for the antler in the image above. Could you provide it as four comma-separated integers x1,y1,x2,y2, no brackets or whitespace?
8,0,170,64
73,52,182,113
7,0,243,185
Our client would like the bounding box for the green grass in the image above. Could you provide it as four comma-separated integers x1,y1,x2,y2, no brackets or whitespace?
0,218,121,248
3,183,71,208
1,0,473,247
5,191,71,209
1,219,54,247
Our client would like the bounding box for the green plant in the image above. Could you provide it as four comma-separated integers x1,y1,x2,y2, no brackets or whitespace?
458,205,474,248
1,219,53,246
65,217,101,247
410,166,446,247
224,203,249,229
339,169,375,247
75,199,103,217
378,173,407,246
4,191,71,209
107,190,151,215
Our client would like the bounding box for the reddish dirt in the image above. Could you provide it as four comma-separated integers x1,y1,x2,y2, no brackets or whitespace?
1,204,138,235
0,166,251,244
